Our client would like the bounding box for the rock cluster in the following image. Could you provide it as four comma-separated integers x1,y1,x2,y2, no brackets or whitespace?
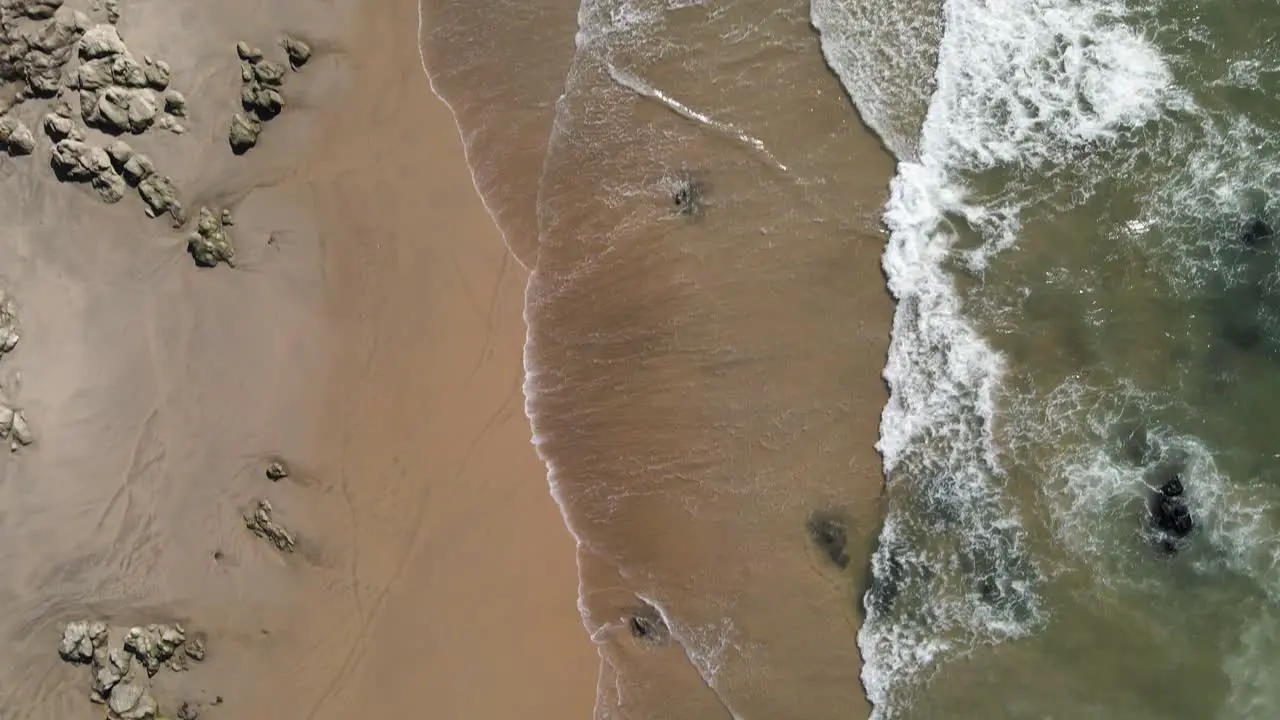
0,5,91,100
73,24,185,135
229,36,309,153
187,207,234,267
58,619,208,720
245,498,295,552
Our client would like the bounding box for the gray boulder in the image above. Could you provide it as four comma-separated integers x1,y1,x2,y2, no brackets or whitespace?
78,23,125,59
109,53,146,87
89,646,131,701
0,117,35,155
16,0,64,20
228,111,260,154
75,57,113,89
251,58,286,87
120,151,153,185
143,58,169,89
123,623,185,677
235,41,262,62
0,291,19,354
137,173,179,218
241,81,283,119
90,167,126,203
50,139,111,180
28,7,89,54
188,206,235,267
107,681,157,720
281,35,312,70
245,499,295,551
43,111,75,140
162,89,185,116
57,619,106,663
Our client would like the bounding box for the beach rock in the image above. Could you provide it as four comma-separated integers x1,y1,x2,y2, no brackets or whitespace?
90,167,126,202
9,408,33,447
16,0,64,19
78,23,124,59
0,116,35,155
187,206,235,267
109,53,146,87
245,499,295,552
281,35,311,69
58,619,107,663
103,0,119,23
143,58,169,90
105,138,133,166
155,113,184,134
1241,217,1273,248
84,86,155,133
0,292,19,354
123,623,185,676
107,681,157,720
120,151,153,185
29,7,89,54
228,111,260,154
137,172,178,217
265,460,288,481
241,81,283,119
235,41,262,62
162,89,185,116
626,605,668,646
806,511,851,569
75,56,112,89
22,50,62,96
184,634,205,661
176,701,200,720
89,646,132,701
43,111,75,140
220,208,234,226
51,138,111,180
251,58,286,87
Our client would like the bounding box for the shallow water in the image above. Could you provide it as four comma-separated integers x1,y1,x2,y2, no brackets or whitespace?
425,0,1280,717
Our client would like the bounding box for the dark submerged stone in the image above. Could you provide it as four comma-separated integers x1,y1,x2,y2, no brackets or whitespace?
627,605,668,646
1241,217,1274,248
806,511,851,569
1150,473,1193,550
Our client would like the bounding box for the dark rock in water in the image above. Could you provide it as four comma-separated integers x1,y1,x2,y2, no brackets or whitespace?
1241,217,1274,248
669,171,704,217
627,605,668,646
806,511,850,569
1150,475,1193,549
865,550,906,616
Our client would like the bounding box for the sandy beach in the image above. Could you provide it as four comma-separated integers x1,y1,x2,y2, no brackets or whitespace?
0,0,595,718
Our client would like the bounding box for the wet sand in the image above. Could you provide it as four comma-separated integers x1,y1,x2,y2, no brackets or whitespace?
0,0,594,717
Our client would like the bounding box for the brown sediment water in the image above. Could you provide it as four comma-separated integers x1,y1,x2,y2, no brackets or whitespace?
422,0,897,716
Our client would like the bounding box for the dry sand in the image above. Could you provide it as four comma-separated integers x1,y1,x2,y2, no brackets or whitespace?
0,0,594,718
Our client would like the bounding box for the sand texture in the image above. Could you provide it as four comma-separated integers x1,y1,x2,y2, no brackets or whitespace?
0,0,594,718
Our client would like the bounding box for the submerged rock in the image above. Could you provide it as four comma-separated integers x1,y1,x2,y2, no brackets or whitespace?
1241,217,1273,248
245,499,295,552
806,510,851,569
281,35,311,70
668,171,705,217
228,111,260,153
626,604,668,646
187,206,235,267
1151,475,1194,550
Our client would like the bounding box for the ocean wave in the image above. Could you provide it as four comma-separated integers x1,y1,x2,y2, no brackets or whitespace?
815,0,1181,714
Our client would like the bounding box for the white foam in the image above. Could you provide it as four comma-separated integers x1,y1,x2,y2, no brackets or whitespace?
819,0,1180,714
